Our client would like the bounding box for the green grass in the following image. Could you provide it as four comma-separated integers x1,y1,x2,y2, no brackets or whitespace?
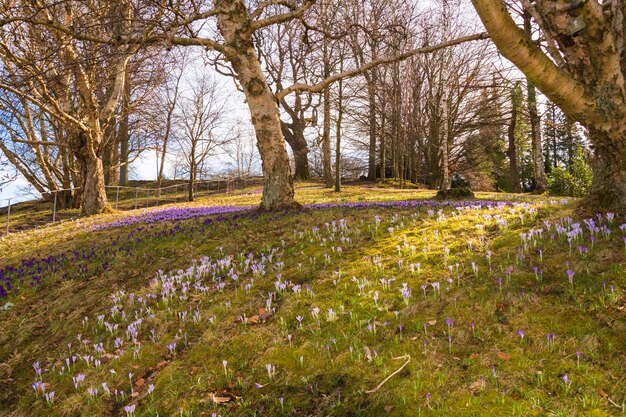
0,182,624,417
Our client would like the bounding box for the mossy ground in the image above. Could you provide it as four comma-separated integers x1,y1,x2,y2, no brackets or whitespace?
0,182,624,417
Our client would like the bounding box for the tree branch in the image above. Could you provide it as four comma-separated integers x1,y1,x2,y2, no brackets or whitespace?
276,32,490,100
170,36,227,54
471,0,595,122
250,0,315,31
250,0,298,20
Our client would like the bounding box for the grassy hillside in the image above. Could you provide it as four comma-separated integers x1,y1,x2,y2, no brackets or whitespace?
0,183,624,416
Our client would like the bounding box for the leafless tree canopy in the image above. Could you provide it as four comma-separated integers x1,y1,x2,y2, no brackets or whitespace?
1,0,618,209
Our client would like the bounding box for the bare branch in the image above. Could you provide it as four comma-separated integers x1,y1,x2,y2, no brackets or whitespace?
276,32,491,100
471,0,594,121
250,0,298,20
250,0,315,31
10,138,69,148
169,36,227,54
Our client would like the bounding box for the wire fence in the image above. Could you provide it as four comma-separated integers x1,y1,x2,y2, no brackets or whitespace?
0,175,263,237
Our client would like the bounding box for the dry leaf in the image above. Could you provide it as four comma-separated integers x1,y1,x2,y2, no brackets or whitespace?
258,307,267,315
469,379,483,394
364,346,373,362
599,388,608,398
209,393,232,404
469,353,479,359
135,378,145,387
496,352,510,361
260,311,273,322
427,320,437,326
247,315,260,325
384,405,394,413
156,361,169,369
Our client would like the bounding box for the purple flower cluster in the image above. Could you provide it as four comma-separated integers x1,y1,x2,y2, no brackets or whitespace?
93,205,255,230
1,212,255,299
306,199,516,211
93,199,522,231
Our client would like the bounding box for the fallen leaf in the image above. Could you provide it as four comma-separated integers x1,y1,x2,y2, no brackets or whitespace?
469,379,483,394
427,320,437,326
247,315,260,325
209,393,232,404
258,307,267,315
208,391,240,404
156,361,169,369
384,405,394,413
364,346,373,362
496,352,510,361
135,378,145,387
599,388,608,398
469,353,479,359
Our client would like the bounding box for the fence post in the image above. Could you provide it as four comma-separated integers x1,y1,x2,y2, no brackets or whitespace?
5,199,10,236
52,191,58,222
115,186,120,210
156,187,160,206
134,188,139,210
146,189,149,208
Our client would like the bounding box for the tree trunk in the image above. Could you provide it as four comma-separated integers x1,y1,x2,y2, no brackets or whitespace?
188,162,195,202
508,88,521,193
281,121,311,180
440,116,450,191
76,132,109,215
102,122,115,186
587,130,626,208
322,37,333,188
217,1,297,210
380,104,386,180
523,12,546,193
367,72,377,181
118,72,131,186
335,76,343,192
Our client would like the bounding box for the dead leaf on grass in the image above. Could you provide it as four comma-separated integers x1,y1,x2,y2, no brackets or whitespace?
364,346,373,362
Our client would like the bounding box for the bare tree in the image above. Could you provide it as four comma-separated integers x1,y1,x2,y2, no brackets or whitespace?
257,19,319,180
0,0,140,214
225,123,260,177
174,72,230,202
2,0,490,211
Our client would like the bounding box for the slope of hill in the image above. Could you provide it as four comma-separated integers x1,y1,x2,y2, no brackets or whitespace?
0,183,624,416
